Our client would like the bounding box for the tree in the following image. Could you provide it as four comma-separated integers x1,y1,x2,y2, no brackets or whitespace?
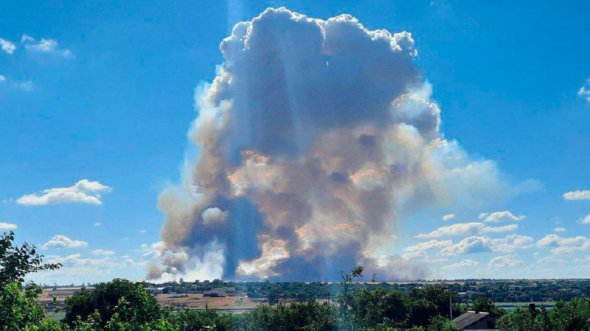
0,231,61,330
0,231,61,286
352,287,407,329
470,296,504,317
64,279,162,326
427,315,460,331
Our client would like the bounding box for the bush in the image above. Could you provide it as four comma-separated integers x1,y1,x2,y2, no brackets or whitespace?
64,279,162,327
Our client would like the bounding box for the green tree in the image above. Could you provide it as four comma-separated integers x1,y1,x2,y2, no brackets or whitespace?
0,231,61,330
64,279,162,327
427,315,460,331
470,296,504,317
0,231,61,286
352,287,407,329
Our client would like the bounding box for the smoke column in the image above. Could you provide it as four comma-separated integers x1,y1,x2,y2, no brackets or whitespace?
148,8,507,281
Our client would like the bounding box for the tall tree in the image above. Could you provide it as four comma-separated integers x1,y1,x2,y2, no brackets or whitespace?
0,231,61,286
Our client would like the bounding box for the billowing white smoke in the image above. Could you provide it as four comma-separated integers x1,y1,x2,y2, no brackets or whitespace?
148,8,508,281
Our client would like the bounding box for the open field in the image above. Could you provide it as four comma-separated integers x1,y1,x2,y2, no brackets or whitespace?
155,293,260,312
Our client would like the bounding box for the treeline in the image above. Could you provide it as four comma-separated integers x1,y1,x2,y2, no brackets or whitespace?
158,278,590,303
2,231,590,330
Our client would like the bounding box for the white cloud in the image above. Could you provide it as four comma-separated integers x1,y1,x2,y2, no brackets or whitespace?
94,222,102,227
0,74,6,82
0,222,17,230
479,210,525,223
582,214,590,224
0,38,16,54
488,255,523,268
91,249,115,256
490,234,534,253
415,222,517,239
139,229,147,234
443,259,479,269
442,213,456,221
443,236,491,255
537,234,590,254
563,190,590,201
553,227,566,233
578,79,590,105
32,252,146,284
42,235,88,249
17,179,111,206
413,234,534,256
21,34,72,58
404,239,453,254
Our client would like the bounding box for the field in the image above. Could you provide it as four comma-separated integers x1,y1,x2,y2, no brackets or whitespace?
155,293,260,312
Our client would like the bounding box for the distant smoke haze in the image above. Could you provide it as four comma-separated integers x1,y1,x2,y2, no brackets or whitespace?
149,8,509,282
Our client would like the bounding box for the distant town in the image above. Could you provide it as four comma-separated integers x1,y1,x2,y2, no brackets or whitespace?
38,278,590,314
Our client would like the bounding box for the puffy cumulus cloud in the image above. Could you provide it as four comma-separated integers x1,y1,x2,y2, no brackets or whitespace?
582,214,590,224
21,34,72,58
407,234,533,257
489,234,534,253
415,222,517,239
152,8,512,281
0,38,16,54
563,190,590,201
578,79,590,105
442,213,455,221
443,236,491,255
537,234,590,255
0,222,17,230
443,259,479,269
553,227,566,233
403,239,453,258
42,235,88,249
488,255,523,268
17,179,111,206
478,210,525,223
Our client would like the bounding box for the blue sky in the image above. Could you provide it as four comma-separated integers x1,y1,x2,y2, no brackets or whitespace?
1,1,590,284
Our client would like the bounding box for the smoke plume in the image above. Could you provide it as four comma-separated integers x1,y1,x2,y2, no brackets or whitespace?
149,8,507,281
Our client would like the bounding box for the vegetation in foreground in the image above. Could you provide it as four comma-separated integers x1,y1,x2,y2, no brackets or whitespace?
1,231,590,330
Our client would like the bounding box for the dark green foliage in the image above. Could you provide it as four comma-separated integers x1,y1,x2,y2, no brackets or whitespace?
0,231,61,330
234,301,338,331
406,286,460,327
497,299,590,331
470,296,504,317
64,279,162,326
171,310,234,331
0,282,46,330
351,288,407,328
426,315,460,331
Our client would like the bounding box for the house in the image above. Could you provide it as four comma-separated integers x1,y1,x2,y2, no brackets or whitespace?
452,311,497,330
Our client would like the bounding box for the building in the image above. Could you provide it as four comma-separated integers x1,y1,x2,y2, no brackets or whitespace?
452,311,497,330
